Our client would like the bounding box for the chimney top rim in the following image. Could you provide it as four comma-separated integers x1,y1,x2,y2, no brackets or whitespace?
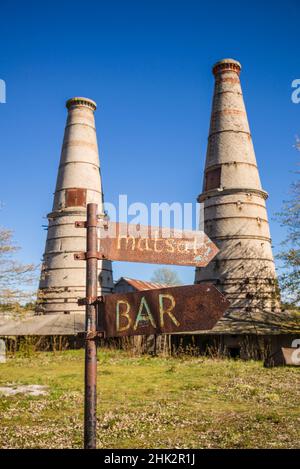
66,97,97,111
212,58,242,75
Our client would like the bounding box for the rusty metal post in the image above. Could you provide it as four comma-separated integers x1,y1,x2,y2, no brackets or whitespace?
84,203,98,449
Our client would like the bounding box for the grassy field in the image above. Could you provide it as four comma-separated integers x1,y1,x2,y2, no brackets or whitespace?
0,348,299,449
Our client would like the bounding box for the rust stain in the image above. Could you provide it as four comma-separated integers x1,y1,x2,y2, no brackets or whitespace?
205,167,221,191
216,77,240,84
212,109,245,117
213,63,241,76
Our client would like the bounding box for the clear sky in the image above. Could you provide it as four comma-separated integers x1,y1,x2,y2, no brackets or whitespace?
0,0,299,287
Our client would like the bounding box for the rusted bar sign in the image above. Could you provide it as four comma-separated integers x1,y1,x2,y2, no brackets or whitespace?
75,221,218,267
97,284,230,337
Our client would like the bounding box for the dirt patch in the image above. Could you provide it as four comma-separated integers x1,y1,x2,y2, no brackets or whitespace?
0,384,49,396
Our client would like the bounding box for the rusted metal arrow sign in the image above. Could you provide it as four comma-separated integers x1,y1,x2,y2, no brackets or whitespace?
75,221,218,267
97,284,230,338
74,203,229,450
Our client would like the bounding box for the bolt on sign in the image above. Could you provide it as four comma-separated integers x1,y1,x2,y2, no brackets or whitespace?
75,221,219,267
97,284,230,338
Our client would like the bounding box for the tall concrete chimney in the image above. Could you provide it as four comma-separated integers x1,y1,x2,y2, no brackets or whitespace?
195,59,280,316
37,97,114,314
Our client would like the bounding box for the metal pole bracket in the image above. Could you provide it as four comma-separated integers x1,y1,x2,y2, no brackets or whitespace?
78,296,104,306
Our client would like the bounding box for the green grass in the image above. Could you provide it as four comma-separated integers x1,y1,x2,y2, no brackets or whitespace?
0,349,299,448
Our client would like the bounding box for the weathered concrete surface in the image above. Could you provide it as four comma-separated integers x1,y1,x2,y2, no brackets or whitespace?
37,97,114,314
195,59,281,316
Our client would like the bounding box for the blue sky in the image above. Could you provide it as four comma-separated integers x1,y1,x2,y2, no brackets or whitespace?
0,0,299,287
